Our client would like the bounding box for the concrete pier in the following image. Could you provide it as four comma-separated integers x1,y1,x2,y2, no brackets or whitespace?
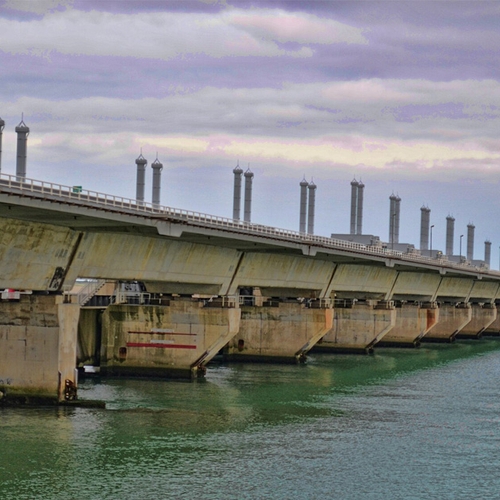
98,297,240,378
422,304,472,342
313,301,396,354
376,302,439,347
0,295,78,404
224,299,333,363
456,303,497,339
483,305,500,336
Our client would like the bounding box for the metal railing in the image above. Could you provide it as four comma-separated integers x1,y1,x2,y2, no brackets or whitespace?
76,279,108,306
0,172,497,278
202,296,237,308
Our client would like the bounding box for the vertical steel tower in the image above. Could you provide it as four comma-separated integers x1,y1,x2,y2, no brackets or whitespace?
244,167,254,223
420,205,431,251
151,156,163,207
350,178,359,235
307,180,316,235
135,152,147,204
232,161,243,221
15,116,30,181
467,223,475,261
445,215,455,256
299,177,309,233
0,117,4,173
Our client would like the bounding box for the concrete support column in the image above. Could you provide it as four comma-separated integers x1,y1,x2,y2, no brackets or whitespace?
99,299,240,379
224,300,333,363
456,303,497,339
422,304,472,342
0,295,78,404
376,303,439,347
484,305,500,335
313,301,396,354
57,300,80,402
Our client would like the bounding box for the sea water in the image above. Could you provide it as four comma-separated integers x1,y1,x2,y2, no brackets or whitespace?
2,340,500,499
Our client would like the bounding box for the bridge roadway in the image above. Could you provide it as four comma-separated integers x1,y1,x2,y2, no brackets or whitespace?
0,173,499,404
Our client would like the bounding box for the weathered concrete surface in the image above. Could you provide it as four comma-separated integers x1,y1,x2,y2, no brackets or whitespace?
100,299,240,378
0,295,78,403
57,301,80,401
422,304,472,342
329,265,396,300
468,281,500,303
313,303,396,353
65,232,242,296
484,306,500,336
229,253,335,297
435,277,474,302
456,304,497,339
77,308,101,367
0,218,81,291
390,272,441,302
377,304,439,347
224,302,333,362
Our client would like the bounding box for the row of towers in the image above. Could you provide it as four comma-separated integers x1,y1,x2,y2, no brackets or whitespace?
420,206,489,264
232,162,254,222
0,115,30,180
135,152,164,207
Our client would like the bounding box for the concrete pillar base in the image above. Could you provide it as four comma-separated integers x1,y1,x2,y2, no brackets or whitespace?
98,298,240,379
375,303,439,347
422,304,472,343
224,301,333,363
483,306,500,336
456,304,497,340
0,294,79,405
313,302,396,353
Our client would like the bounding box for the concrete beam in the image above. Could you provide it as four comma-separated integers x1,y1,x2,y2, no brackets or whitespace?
389,272,441,302
224,252,335,297
468,281,500,304
0,218,81,291
434,276,474,303
65,231,242,295
330,264,397,300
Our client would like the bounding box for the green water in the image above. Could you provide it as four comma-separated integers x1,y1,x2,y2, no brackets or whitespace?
2,340,500,499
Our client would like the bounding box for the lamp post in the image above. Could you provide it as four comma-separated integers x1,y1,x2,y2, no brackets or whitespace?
460,234,464,262
430,224,434,258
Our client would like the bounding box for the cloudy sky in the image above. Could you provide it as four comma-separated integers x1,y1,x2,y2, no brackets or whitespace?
1,0,500,266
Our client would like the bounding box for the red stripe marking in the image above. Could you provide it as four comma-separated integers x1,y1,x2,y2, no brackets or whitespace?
128,331,197,336
126,342,196,349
